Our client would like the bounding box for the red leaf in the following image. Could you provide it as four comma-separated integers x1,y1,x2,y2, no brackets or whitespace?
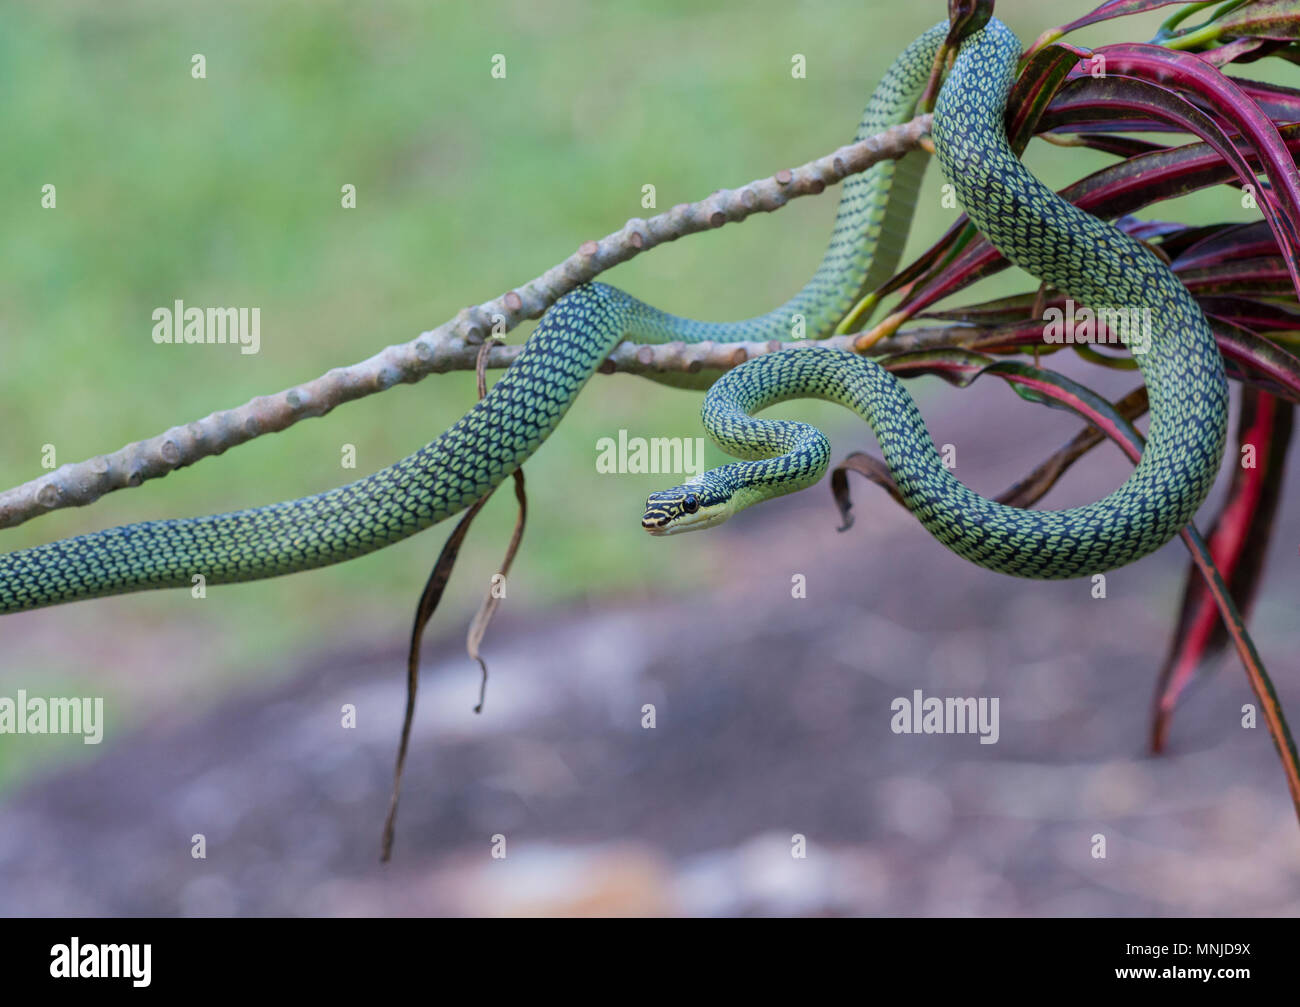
1058,0,1202,36
1093,43,1300,293
1151,388,1294,752
1210,317,1300,404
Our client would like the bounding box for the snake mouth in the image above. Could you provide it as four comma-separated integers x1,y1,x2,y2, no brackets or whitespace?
642,505,730,536
641,514,671,535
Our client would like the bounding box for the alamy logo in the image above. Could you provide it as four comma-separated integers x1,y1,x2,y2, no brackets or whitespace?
0,690,103,744
596,429,706,476
50,939,150,987
152,299,261,354
890,688,999,744
1043,299,1151,355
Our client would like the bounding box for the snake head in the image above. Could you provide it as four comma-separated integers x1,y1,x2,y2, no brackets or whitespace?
642,476,732,536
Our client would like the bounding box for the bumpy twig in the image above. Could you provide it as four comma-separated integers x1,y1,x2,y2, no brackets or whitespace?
0,116,933,531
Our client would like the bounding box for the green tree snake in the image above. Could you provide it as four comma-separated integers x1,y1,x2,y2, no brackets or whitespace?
0,17,1228,614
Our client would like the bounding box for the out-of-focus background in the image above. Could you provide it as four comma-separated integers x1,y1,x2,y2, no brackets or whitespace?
2,0,1298,916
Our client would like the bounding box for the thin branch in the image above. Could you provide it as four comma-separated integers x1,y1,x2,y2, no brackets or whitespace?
0,116,933,530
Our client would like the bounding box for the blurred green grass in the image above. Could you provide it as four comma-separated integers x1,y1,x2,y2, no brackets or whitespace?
0,0,1264,703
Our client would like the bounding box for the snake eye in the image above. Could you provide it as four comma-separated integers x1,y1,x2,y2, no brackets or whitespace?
682,493,699,514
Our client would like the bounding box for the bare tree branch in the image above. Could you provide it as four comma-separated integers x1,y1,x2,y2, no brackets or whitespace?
0,116,932,530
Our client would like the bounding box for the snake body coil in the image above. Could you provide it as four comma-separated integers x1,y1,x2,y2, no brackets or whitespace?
644,18,1228,578
0,18,1228,612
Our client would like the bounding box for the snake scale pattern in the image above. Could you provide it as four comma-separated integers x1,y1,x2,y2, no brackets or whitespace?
0,17,1227,613
644,18,1227,578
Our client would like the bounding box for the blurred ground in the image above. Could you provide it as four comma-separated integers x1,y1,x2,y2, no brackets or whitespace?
3,375,1299,917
